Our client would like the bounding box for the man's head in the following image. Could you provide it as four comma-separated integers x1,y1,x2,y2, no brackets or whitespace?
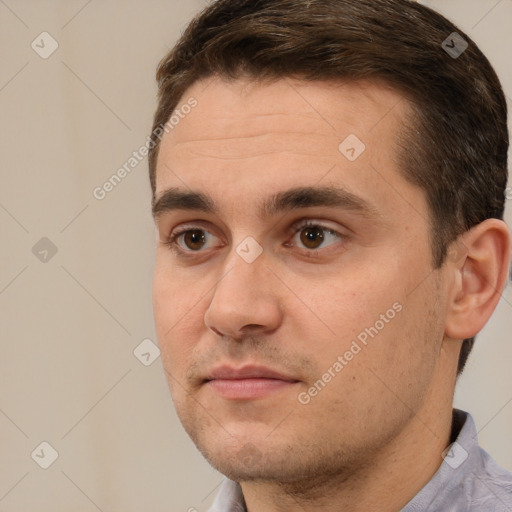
149,0,510,489
149,0,509,375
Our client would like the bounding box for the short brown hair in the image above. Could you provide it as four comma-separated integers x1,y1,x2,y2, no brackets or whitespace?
148,0,509,375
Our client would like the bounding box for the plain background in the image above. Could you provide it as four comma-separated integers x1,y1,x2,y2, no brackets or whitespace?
0,1,510,510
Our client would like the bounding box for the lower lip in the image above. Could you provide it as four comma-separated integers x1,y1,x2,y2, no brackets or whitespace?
206,378,298,400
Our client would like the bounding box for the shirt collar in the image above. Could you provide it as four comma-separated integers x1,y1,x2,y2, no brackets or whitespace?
401,408,478,510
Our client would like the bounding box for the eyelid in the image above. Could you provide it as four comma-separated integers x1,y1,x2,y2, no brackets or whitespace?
165,221,221,253
285,219,347,253
164,218,348,257
287,218,344,237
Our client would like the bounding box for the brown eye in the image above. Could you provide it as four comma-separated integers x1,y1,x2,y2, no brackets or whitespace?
289,221,343,252
300,226,325,249
183,230,207,251
167,227,217,255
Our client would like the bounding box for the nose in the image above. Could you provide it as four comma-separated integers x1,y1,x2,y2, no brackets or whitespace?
204,247,283,340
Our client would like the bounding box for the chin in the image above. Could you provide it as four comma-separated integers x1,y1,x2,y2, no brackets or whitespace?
202,447,290,483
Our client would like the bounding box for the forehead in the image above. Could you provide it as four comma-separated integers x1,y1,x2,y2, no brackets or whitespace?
161,75,408,147
154,76,423,225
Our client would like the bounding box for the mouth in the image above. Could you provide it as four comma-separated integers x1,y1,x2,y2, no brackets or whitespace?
203,364,300,400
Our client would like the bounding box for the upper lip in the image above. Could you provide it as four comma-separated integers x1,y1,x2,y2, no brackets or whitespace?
205,365,298,382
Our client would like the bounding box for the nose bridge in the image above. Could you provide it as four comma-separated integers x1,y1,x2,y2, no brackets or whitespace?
204,241,282,336
217,232,268,295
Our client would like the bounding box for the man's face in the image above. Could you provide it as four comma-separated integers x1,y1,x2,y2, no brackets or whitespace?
152,76,450,483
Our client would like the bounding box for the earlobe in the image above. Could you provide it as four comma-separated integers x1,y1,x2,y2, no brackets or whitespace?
444,219,511,341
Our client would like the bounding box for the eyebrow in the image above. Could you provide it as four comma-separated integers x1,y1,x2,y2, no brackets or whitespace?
152,185,381,221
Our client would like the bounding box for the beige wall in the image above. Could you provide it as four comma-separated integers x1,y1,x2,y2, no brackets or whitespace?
0,0,510,510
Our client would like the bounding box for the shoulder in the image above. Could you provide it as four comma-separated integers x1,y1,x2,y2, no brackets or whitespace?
403,409,512,511
463,447,512,511
436,409,512,511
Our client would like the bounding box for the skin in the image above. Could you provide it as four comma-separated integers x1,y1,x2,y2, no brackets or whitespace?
151,76,510,511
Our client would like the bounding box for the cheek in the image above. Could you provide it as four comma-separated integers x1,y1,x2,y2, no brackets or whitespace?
291,266,400,348
152,260,204,330
152,265,196,372
289,259,431,384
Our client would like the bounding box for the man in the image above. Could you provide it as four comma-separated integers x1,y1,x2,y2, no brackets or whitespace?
149,0,512,510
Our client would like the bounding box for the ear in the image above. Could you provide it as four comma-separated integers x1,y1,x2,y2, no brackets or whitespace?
444,219,511,340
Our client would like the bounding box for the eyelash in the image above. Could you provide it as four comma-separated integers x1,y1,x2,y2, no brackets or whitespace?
164,220,347,259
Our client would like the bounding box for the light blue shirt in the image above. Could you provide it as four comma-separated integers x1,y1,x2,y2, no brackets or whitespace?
206,409,512,511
